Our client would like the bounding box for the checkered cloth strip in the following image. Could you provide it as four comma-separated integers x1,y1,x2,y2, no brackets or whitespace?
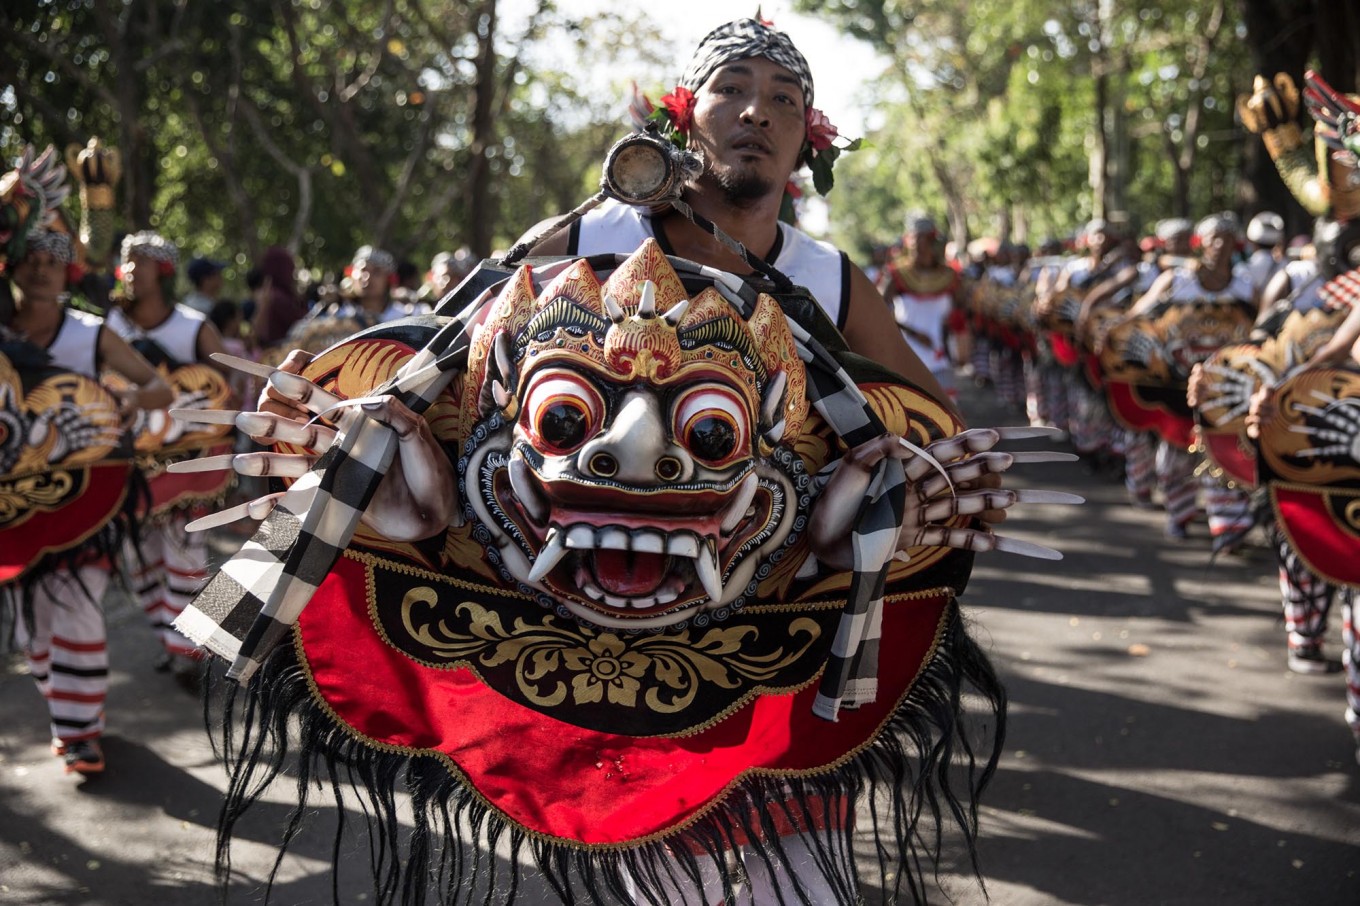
777,316,906,721
690,266,907,721
174,310,478,683
1319,268,1360,311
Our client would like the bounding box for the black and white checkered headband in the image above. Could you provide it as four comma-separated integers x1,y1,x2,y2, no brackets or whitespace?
680,18,814,109
1196,212,1241,241
1155,218,1192,241
353,244,396,273
121,230,179,268
24,228,74,264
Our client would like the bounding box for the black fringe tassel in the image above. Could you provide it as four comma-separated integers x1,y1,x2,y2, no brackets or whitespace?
207,603,1005,905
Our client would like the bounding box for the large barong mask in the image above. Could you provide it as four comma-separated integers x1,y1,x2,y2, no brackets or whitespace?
169,231,1089,903
462,241,810,628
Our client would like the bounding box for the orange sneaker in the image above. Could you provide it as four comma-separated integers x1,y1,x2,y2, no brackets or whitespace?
63,738,105,775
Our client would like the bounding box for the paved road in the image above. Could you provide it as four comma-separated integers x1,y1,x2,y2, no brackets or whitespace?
2,382,1357,905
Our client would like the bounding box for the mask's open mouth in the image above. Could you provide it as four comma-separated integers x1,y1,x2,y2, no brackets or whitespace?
489,462,772,622
527,523,724,616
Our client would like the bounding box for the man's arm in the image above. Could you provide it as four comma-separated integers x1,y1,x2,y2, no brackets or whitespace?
1256,267,1293,317
194,320,233,376
98,327,174,411
522,218,571,257
1307,303,1360,367
1123,269,1176,320
1077,264,1137,329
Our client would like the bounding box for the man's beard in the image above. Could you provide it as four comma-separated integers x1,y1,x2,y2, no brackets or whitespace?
713,164,774,208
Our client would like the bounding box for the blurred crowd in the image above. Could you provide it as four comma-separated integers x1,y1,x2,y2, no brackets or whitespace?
873,206,1360,766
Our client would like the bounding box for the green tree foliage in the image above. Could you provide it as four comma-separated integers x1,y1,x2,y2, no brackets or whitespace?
797,0,1263,256
1,0,664,283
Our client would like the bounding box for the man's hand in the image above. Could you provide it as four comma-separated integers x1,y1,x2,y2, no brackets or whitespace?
1245,384,1276,440
1186,362,1205,409
807,426,1082,571
168,349,458,541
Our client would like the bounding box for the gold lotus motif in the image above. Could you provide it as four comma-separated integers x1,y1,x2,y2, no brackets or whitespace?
399,589,820,714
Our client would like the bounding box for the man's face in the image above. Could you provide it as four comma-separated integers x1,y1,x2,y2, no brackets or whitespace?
122,253,163,301
1199,229,1232,270
1164,232,1193,256
688,57,806,206
354,261,389,300
12,249,65,302
906,231,937,265
200,270,224,296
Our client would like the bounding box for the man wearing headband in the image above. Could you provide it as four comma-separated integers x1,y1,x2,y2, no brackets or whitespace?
1124,213,1254,541
313,244,424,327
106,230,232,682
1034,219,1124,464
524,18,951,407
4,228,173,774
877,213,962,401
1239,218,1360,686
107,231,231,373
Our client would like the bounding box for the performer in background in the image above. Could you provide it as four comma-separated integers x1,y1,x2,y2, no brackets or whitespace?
107,231,232,680
1119,214,1254,541
878,214,963,402
1,145,171,775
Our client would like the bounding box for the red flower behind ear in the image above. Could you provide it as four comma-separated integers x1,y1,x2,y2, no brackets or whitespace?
157,260,175,278
806,107,839,153
660,86,696,134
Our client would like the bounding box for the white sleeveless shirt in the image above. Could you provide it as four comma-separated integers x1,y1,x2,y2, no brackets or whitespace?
45,307,104,379
1163,264,1254,305
1281,259,1324,312
108,303,206,367
569,200,850,330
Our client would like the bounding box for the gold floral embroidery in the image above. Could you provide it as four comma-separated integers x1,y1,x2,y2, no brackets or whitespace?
399,588,821,714
0,470,76,524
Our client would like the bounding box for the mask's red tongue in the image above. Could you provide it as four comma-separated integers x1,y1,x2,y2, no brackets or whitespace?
592,549,669,597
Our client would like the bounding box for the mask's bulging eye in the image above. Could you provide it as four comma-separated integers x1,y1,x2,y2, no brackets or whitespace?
674,385,749,466
522,370,604,455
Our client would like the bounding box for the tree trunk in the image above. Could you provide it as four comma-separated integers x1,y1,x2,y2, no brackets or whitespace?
1092,68,1110,220
96,4,154,229
1312,0,1359,91
1236,0,1317,234
467,0,499,258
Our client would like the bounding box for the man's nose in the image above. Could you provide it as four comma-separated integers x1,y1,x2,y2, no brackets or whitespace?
740,103,771,128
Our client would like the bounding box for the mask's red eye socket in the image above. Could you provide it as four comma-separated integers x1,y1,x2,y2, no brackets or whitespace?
521,370,605,455
673,385,749,467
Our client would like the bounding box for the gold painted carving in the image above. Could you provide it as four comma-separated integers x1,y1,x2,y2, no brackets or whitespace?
399,588,821,713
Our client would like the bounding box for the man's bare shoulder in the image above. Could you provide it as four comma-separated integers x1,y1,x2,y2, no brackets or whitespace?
519,216,571,257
